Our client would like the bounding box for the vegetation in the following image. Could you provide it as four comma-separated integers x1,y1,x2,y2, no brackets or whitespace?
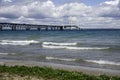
0,65,119,80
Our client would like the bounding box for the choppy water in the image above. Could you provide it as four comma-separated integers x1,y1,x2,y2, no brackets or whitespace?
0,29,120,71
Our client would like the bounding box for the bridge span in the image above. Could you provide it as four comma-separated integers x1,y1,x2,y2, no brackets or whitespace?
0,23,80,31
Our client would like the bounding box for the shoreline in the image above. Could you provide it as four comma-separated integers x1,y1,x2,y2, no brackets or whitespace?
0,60,120,77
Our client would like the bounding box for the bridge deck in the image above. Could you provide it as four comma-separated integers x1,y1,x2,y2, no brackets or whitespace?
0,23,80,31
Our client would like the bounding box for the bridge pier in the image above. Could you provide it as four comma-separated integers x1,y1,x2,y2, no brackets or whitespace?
45,27,48,31
26,27,30,30
60,26,63,30
50,27,53,30
12,26,16,31
37,27,41,31
0,26,2,31
57,27,59,30
55,27,58,30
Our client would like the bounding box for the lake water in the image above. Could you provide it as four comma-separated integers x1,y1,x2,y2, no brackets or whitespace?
0,29,120,71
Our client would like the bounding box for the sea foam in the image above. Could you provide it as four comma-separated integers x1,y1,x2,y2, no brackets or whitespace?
85,60,120,66
66,47,110,50
43,42,77,46
42,45,109,50
0,40,39,45
42,41,110,50
0,52,16,55
46,57,77,61
0,53,9,55
46,56,120,66
42,45,66,49
42,42,77,49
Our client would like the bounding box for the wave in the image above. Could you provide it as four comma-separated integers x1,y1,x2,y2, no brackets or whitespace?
42,45,66,49
85,60,120,66
46,56,120,66
46,57,77,61
66,47,110,50
42,45,109,50
43,42,77,46
0,53,9,55
0,40,39,45
0,53,16,55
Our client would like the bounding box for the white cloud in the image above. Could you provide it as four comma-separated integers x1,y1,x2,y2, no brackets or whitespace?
26,0,59,18
0,0,120,28
3,0,12,2
0,5,20,18
103,0,119,6
94,0,120,18
21,6,28,16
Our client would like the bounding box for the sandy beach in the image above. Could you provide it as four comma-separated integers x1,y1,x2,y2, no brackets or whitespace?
0,60,120,77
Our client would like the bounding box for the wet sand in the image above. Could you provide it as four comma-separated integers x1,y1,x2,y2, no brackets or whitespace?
0,60,120,77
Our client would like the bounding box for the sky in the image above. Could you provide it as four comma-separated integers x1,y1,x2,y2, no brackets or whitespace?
0,0,120,29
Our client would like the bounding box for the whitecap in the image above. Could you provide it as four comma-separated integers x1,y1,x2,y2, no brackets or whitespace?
0,53,9,55
43,42,77,46
42,45,66,49
66,47,110,50
85,60,120,66
0,53,16,55
0,40,39,45
46,57,76,61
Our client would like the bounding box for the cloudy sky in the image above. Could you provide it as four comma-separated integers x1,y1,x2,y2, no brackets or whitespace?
0,0,120,28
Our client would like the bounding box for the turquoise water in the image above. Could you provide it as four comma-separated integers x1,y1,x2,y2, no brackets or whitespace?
0,30,120,71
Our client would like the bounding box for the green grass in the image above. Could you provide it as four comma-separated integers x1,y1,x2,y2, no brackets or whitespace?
0,65,120,80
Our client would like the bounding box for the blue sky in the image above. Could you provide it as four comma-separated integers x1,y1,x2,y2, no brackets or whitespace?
52,0,109,6
80,0,109,5
0,0,120,28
